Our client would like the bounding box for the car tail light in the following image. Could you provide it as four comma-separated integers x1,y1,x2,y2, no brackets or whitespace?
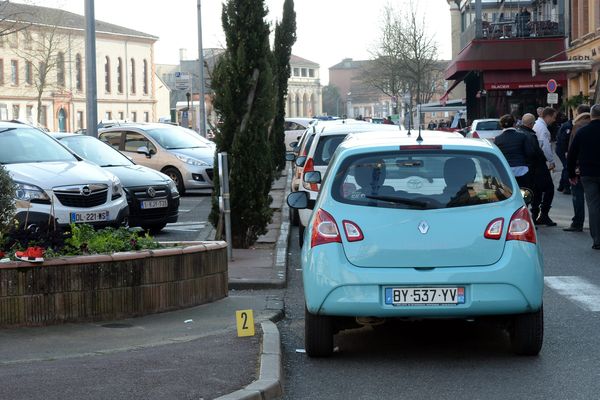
507,206,536,244
342,220,364,242
484,218,504,240
311,209,342,248
302,157,318,191
471,131,480,138
399,145,442,150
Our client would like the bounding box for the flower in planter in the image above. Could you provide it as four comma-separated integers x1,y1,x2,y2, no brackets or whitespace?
15,246,45,263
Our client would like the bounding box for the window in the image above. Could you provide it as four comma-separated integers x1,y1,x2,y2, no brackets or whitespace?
12,104,19,120
0,104,7,120
105,56,111,93
0,59,4,85
99,131,122,149
131,111,137,122
313,134,347,166
309,69,315,78
293,67,299,76
25,61,32,85
40,105,47,127
11,60,18,85
143,59,148,95
23,31,32,50
57,52,65,87
8,32,17,48
26,105,33,122
77,111,84,129
130,58,136,94
118,111,124,120
105,111,112,120
117,57,123,93
144,111,149,122
301,68,307,77
124,131,154,152
75,54,83,91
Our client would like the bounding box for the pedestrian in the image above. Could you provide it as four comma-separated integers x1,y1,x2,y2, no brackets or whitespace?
564,109,591,232
537,107,544,118
527,110,558,226
494,114,535,190
567,104,600,249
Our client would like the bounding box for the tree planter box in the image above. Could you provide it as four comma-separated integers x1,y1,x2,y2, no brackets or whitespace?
0,241,228,327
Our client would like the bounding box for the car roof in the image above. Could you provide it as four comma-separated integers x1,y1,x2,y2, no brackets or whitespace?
50,132,85,139
316,123,402,136
473,119,500,123
285,117,315,124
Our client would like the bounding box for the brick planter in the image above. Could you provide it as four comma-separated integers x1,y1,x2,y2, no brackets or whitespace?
0,241,228,327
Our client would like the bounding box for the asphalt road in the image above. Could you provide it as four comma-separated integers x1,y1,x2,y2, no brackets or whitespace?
279,188,600,399
152,190,215,242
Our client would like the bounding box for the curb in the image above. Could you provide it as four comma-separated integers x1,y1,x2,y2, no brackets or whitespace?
228,167,292,291
214,317,283,400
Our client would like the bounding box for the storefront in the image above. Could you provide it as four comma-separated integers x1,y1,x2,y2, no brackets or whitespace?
566,38,600,104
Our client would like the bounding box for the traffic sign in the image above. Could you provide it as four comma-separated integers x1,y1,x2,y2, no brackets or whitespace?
547,93,559,104
175,71,191,91
546,79,558,93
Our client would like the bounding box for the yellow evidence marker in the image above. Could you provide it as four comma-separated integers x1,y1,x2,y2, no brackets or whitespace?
236,309,255,337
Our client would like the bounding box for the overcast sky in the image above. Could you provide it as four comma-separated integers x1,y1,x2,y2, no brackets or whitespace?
22,0,452,85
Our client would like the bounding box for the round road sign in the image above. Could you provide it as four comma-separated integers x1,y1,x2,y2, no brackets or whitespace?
547,79,558,93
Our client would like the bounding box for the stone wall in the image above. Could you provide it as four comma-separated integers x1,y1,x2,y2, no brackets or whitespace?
0,242,228,327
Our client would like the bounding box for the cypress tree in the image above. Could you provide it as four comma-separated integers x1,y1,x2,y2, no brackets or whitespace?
271,0,297,172
209,0,276,248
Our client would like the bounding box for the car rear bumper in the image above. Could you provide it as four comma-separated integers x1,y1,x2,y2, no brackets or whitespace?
303,241,544,318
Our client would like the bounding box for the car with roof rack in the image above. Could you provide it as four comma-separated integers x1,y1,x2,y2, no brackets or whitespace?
288,129,543,358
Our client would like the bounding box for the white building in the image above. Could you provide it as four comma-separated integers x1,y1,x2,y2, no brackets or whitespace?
0,2,169,131
287,55,322,117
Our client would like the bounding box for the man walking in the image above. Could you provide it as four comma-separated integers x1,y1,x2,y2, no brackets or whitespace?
568,104,600,250
532,107,558,225
495,114,535,189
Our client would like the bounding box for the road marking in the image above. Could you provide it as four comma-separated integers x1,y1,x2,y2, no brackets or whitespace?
178,209,191,212
167,221,208,226
544,276,600,312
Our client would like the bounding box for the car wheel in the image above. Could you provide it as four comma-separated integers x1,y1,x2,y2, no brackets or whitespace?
290,207,299,226
510,306,543,356
298,224,305,248
163,167,185,195
141,223,167,235
305,305,334,358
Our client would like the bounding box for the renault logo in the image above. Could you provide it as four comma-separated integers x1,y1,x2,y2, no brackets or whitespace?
418,221,429,234
80,186,91,196
147,187,156,198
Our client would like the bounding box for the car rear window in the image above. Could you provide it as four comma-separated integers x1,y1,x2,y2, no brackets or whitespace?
476,121,501,130
313,134,346,166
332,151,513,210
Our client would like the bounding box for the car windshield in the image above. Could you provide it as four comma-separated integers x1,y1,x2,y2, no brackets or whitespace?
332,150,513,210
476,121,501,130
145,126,211,149
59,135,133,167
0,127,76,164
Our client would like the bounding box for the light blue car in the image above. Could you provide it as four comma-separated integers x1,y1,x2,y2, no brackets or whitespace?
288,130,544,357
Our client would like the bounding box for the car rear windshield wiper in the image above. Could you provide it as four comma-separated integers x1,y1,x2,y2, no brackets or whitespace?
100,164,128,167
365,194,430,209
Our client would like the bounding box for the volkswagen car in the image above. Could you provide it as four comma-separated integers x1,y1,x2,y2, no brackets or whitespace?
288,130,544,357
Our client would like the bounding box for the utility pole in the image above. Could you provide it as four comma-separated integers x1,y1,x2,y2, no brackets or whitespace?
84,0,98,138
197,0,207,137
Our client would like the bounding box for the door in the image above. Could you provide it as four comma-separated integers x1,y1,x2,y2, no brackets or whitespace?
58,108,67,132
122,131,160,171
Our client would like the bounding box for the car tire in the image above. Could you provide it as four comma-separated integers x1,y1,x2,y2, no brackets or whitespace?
163,167,186,195
510,306,543,356
298,224,305,248
290,208,299,226
141,223,167,235
305,305,334,358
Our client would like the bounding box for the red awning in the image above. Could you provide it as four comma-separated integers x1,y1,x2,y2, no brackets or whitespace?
445,37,566,80
483,70,567,90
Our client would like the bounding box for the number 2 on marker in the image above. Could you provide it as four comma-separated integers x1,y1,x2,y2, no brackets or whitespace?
236,309,255,337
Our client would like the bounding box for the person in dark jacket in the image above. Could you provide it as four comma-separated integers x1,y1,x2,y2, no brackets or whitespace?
564,110,591,232
567,104,600,249
494,114,535,190
518,113,557,226
557,105,590,194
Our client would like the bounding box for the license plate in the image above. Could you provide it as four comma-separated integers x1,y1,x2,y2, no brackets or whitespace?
70,210,109,223
385,287,465,306
141,199,168,209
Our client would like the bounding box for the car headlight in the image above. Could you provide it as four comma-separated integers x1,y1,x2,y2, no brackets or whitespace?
167,179,179,196
175,154,209,167
111,176,123,199
15,182,51,203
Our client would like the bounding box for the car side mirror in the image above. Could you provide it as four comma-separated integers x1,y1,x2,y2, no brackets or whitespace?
520,188,533,205
287,191,309,209
137,146,151,157
303,171,321,184
285,152,296,162
295,156,307,167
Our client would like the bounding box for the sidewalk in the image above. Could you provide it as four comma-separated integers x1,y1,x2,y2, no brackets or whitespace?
0,168,293,400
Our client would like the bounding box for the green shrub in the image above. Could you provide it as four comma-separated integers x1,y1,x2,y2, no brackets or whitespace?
0,164,16,239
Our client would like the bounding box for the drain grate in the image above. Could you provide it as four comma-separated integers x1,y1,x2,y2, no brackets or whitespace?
101,323,133,329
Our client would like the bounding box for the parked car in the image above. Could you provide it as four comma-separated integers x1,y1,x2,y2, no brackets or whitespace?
465,119,503,141
53,133,180,233
288,129,543,358
0,121,128,229
284,117,315,151
98,123,215,194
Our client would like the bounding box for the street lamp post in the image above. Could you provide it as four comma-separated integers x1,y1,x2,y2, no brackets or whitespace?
197,0,207,137
84,0,98,137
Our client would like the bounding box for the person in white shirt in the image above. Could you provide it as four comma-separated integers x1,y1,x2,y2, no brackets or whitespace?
531,107,558,226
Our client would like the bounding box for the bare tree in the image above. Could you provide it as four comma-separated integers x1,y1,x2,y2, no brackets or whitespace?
365,1,439,124
0,1,32,38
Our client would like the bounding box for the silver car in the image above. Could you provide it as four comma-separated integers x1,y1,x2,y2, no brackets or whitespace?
99,123,215,194
465,119,503,142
